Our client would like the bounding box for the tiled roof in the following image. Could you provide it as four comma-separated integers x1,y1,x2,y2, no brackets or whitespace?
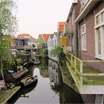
42,34,50,42
10,36,15,45
58,22,66,32
10,41,15,45
17,34,32,39
49,34,54,39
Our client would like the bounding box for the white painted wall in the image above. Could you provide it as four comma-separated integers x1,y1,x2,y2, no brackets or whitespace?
47,33,58,61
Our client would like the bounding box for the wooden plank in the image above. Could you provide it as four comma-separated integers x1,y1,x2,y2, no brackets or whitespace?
0,86,21,104
81,73,104,76
66,56,80,75
80,86,104,94
67,51,82,62
12,69,28,79
83,60,104,62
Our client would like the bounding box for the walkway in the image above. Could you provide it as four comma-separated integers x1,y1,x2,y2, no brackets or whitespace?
0,86,21,104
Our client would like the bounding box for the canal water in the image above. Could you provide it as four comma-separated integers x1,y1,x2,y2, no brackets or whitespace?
8,59,83,104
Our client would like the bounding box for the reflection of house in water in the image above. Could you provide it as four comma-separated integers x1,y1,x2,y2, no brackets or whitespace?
48,59,61,85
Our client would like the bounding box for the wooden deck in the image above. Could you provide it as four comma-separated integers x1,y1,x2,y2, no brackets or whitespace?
12,69,28,79
0,86,21,104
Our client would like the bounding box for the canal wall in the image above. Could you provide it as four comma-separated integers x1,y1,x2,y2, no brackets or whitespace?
49,58,97,104
60,65,97,104
49,58,79,93
59,66,79,93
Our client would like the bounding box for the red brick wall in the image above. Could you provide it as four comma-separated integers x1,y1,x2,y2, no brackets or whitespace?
79,1,104,72
75,0,81,19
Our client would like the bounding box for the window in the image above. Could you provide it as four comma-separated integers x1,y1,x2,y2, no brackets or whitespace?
95,9,104,59
96,28,101,55
81,24,86,51
96,15,100,25
101,11,104,22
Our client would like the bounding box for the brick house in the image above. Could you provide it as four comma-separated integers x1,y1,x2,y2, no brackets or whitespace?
75,0,104,72
65,0,81,56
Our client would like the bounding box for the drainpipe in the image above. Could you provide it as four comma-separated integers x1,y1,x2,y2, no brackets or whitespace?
78,23,80,58
73,6,77,56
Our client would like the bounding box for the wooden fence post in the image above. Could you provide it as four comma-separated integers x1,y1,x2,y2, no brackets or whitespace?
80,61,83,86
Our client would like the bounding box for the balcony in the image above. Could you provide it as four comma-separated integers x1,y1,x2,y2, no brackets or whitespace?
15,45,36,50
66,51,104,94
63,23,73,37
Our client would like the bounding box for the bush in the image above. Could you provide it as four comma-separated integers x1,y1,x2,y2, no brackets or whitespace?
16,58,22,64
50,46,63,57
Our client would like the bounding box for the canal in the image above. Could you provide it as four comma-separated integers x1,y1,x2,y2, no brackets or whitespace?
8,59,83,104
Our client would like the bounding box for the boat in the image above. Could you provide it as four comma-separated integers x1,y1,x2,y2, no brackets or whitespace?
21,75,37,86
33,59,40,64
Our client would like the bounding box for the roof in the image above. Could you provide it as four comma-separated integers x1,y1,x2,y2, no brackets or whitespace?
17,34,33,39
54,32,57,36
58,22,66,32
42,34,50,42
75,0,99,23
10,36,15,45
49,34,54,39
10,41,15,45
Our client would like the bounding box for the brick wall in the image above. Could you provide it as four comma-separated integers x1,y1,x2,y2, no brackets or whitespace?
79,1,104,72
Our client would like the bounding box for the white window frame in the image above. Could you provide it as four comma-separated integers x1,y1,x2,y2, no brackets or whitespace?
81,24,87,51
95,9,104,60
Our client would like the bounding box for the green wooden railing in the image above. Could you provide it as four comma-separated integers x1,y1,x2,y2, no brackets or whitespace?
66,51,104,86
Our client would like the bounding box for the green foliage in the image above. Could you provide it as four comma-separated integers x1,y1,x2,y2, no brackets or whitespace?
39,59,48,77
50,46,63,57
38,42,43,49
43,48,47,54
0,35,15,71
0,0,17,35
42,49,47,58
0,0,17,72
16,58,23,64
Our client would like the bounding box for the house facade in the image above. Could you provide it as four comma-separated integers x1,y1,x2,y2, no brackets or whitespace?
38,34,50,48
75,0,104,72
42,34,50,48
64,0,81,56
57,22,66,46
12,34,37,60
47,32,58,61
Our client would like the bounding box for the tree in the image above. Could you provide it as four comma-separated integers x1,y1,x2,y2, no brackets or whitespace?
50,46,63,57
0,0,17,35
0,0,17,83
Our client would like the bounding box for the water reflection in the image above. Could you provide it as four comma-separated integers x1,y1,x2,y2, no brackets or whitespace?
48,59,61,85
8,59,83,104
48,59,83,104
8,81,38,103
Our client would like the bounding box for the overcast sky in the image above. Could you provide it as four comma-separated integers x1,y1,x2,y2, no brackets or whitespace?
17,0,73,39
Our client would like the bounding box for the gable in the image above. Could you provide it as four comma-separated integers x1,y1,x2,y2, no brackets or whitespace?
42,34,50,42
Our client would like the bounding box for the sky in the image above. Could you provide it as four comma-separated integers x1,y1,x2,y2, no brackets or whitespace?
16,0,73,39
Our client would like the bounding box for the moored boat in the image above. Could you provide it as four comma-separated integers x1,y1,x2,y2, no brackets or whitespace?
33,59,40,64
21,75,37,86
